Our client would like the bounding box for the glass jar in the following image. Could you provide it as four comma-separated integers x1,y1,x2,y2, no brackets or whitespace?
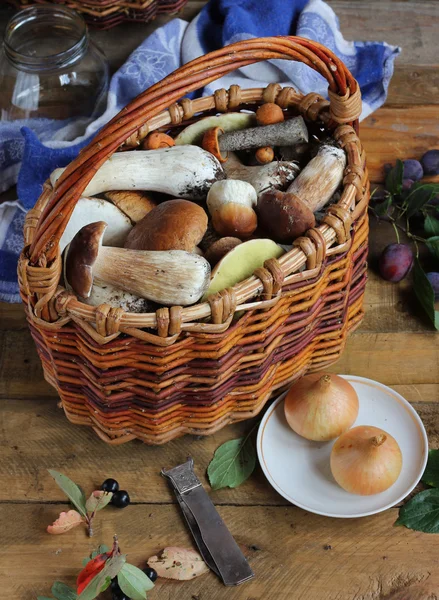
0,5,109,122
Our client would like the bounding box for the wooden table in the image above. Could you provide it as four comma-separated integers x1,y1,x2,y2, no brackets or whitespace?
1,2,439,598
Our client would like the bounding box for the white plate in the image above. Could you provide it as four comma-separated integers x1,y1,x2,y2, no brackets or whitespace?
257,375,428,518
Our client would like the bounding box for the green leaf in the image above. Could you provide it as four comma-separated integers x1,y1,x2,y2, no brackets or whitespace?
385,159,403,196
395,488,439,533
424,214,439,237
118,564,154,600
51,582,77,600
85,491,113,513
405,183,439,218
413,259,439,330
77,555,125,600
48,470,87,517
422,449,439,488
37,597,54,600
374,195,393,217
426,236,439,262
208,436,256,490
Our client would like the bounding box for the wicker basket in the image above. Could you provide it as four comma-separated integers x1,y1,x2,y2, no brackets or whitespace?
19,37,369,445
7,0,188,29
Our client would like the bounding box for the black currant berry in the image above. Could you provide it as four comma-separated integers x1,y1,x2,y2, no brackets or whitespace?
112,589,130,600
111,490,130,508
102,478,119,493
143,566,158,582
110,578,120,591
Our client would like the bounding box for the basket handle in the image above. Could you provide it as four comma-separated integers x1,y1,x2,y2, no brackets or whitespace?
28,36,361,265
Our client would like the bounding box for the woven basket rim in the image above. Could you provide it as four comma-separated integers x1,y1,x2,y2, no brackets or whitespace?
20,36,367,338
22,87,367,332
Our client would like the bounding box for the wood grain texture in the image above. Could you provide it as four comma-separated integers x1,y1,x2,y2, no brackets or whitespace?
2,504,439,600
0,397,437,505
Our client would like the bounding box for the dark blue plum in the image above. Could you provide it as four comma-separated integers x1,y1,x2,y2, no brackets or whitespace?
421,150,439,175
426,272,439,299
402,178,414,191
402,159,423,181
378,244,414,283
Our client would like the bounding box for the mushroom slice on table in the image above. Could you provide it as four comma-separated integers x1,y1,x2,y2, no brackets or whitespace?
65,222,211,306
124,199,208,252
59,196,132,253
51,145,226,201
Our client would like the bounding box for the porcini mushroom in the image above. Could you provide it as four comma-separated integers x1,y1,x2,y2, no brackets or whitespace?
51,145,225,201
59,196,132,253
207,180,258,237
142,131,175,150
205,237,242,266
65,222,211,306
105,191,157,223
223,152,300,196
256,103,285,126
174,112,256,146
124,199,208,252
202,116,308,157
258,144,347,242
63,246,151,312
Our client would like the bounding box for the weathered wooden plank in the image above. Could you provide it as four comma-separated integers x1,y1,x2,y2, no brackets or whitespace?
0,398,436,505
2,504,439,600
0,303,27,330
362,106,439,182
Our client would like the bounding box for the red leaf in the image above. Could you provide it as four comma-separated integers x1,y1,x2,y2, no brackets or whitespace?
47,510,84,535
77,552,109,594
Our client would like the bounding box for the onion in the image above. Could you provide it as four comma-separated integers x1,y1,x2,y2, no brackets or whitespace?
330,426,403,495
284,373,359,441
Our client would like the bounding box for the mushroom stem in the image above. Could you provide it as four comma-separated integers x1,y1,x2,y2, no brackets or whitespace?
51,145,225,201
93,247,211,306
223,152,300,196
218,116,308,152
286,145,346,212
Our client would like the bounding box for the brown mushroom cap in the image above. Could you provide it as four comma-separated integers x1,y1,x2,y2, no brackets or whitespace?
202,126,228,163
124,199,208,252
65,221,107,298
205,237,242,266
258,189,315,242
256,103,284,126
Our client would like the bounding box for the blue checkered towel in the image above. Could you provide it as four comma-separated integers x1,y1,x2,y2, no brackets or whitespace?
0,0,400,302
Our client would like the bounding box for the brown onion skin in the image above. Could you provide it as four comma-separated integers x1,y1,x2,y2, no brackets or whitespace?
330,426,403,495
284,373,359,441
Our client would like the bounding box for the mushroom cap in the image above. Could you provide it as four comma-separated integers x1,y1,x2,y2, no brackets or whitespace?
65,221,107,299
105,190,157,223
124,199,208,252
205,237,242,266
202,126,228,163
258,189,315,242
256,103,285,126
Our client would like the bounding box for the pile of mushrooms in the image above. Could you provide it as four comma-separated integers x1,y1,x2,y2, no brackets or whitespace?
55,102,347,313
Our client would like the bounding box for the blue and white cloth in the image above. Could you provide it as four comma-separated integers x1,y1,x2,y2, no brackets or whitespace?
0,0,400,302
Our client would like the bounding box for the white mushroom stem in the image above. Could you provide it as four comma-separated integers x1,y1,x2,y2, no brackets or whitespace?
92,247,211,306
60,197,132,253
286,145,346,212
51,145,225,201
223,152,300,196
